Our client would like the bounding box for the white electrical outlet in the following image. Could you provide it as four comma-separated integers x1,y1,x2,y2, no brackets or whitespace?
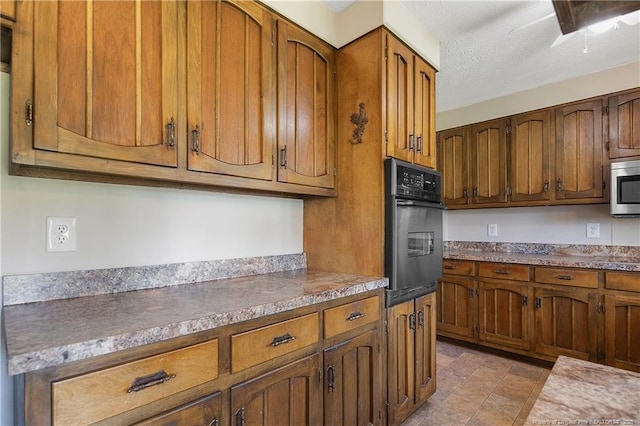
586,223,600,238
488,223,498,237
47,217,77,252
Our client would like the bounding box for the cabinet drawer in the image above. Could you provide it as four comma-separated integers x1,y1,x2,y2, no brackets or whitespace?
535,267,601,288
231,313,319,373
443,260,475,276
324,296,380,338
52,339,219,425
477,263,530,281
605,271,640,292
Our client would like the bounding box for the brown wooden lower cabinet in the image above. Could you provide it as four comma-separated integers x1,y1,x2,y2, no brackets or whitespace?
135,392,222,426
437,260,640,374
387,292,436,426
533,287,600,362
604,293,640,372
437,276,476,339
477,280,531,351
231,354,323,426
324,330,382,425
17,289,385,425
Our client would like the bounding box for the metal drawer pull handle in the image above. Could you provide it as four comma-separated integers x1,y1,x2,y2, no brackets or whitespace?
347,311,366,321
165,117,175,148
327,365,336,392
494,269,510,275
270,333,296,347
127,370,176,393
443,265,455,270
555,274,573,280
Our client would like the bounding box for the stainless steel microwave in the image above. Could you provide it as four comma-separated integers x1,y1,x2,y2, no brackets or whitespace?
611,159,640,217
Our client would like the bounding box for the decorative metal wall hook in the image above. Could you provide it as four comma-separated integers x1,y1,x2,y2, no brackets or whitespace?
350,102,368,144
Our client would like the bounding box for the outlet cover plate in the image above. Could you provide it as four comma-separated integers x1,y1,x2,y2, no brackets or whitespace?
47,217,77,252
488,223,498,237
586,223,600,238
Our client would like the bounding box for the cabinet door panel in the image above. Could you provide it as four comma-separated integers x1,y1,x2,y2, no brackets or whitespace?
605,294,640,372
277,21,335,189
231,354,322,426
413,58,436,169
437,128,469,206
386,300,415,425
415,293,436,405
609,89,640,159
187,1,274,180
385,35,414,163
135,392,222,426
555,100,604,200
510,110,552,202
470,119,508,204
534,288,598,361
324,331,381,426
436,277,475,338
478,281,530,349
35,0,179,167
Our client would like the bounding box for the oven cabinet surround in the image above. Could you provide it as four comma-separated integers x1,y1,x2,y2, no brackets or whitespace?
9,0,336,196
437,259,640,372
12,289,385,425
435,89,640,208
386,292,436,426
302,27,439,425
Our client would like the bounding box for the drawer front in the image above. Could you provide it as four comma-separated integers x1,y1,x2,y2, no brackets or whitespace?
324,295,380,338
443,260,475,276
231,313,319,373
477,262,530,281
52,339,219,425
535,267,601,288
605,271,640,292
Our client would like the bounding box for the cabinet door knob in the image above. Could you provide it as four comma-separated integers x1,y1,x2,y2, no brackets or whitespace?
327,365,336,392
409,134,415,150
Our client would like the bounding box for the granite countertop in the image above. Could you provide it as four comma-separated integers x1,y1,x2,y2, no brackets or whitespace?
525,355,640,424
444,242,640,272
3,268,387,376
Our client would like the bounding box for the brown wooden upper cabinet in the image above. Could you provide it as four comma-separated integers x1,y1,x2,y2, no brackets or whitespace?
186,0,275,181
608,88,640,159
555,99,604,200
276,20,336,189
510,110,553,202
29,0,180,167
469,119,508,204
386,35,436,169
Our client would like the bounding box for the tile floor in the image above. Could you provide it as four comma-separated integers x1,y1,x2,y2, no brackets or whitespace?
402,339,551,426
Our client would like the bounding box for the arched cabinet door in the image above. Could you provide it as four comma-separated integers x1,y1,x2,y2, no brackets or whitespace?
276,20,336,189
33,0,179,167
187,0,275,180
608,89,640,159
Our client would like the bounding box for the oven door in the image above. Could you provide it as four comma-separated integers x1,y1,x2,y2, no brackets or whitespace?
386,199,443,306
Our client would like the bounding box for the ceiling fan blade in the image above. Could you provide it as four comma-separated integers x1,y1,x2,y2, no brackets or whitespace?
551,32,575,47
510,12,556,33
619,10,640,26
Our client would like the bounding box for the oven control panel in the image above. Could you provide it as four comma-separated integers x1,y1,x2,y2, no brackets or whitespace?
386,158,442,203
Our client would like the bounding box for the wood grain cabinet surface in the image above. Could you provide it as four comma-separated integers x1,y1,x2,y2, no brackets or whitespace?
9,0,336,197
387,292,436,426
17,289,385,425
437,260,640,373
435,88,640,209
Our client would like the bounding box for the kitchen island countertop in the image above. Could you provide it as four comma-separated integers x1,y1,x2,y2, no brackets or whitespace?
525,355,640,425
3,269,387,376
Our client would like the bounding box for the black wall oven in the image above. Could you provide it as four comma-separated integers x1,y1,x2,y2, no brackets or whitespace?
385,159,444,307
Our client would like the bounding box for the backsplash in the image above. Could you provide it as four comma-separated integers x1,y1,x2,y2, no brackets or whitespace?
445,241,640,258
2,254,307,306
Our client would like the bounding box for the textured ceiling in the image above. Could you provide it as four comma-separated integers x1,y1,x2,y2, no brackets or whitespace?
323,0,640,113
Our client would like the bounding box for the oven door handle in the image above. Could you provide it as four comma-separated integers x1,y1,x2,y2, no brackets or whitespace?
395,199,445,209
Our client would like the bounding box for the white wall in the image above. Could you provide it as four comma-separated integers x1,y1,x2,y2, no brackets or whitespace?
444,205,640,246
0,70,303,424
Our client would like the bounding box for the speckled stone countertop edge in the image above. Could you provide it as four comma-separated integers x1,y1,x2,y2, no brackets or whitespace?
5,274,388,376
3,253,308,306
443,242,640,271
